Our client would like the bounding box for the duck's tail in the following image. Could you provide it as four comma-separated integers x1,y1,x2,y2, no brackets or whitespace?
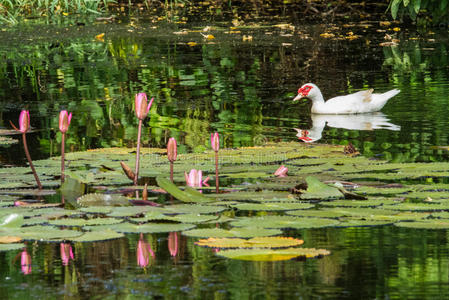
382,89,400,100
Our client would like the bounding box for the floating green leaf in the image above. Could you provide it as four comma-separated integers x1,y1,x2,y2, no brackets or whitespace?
156,177,214,203
71,230,125,242
49,217,123,227
394,220,449,229
231,202,314,211
182,227,282,238
77,193,130,207
0,243,25,251
300,176,344,200
216,247,331,261
230,216,340,229
86,222,195,233
195,236,304,248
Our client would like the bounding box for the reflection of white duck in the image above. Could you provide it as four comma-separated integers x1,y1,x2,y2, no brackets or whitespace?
293,83,400,114
294,112,400,143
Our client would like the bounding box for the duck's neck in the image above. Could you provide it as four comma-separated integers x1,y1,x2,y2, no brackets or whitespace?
309,90,326,113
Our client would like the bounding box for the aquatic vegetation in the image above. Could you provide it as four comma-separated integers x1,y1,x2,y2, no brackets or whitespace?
134,93,154,186
10,110,42,190
59,110,72,183
216,247,331,261
211,132,220,193
167,137,177,182
195,236,304,249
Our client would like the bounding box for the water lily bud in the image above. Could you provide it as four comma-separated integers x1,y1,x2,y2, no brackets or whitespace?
134,93,154,120
211,132,219,152
19,110,30,133
167,137,177,162
59,110,72,133
274,165,288,177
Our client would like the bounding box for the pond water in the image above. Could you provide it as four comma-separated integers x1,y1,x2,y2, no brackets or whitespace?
1,14,449,299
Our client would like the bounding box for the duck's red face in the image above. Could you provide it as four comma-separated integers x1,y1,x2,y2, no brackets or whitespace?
298,85,313,97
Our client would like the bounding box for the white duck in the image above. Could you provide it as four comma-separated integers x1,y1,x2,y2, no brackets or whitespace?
295,112,400,143
293,83,400,114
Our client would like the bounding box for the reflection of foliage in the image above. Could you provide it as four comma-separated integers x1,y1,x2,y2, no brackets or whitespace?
0,0,114,24
389,0,449,23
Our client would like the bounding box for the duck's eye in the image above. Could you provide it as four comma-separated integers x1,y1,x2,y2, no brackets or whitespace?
298,85,313,96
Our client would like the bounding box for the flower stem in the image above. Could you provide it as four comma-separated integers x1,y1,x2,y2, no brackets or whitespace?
215,150,219,193
134,119,143,185
170,161,174,182
22,133,42,190
61,132,65,183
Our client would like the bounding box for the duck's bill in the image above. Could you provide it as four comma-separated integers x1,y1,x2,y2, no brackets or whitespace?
293,94,303,101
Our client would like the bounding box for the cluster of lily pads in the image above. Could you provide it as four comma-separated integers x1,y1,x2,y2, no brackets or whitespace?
3,138,449,260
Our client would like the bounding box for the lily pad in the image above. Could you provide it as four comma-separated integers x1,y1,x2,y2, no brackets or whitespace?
195,236,304,249
0,243,25,252
77,193,130,207
337,219,393,227
49,217,123,227
163,204,226,215
0,236,22,243
394,220,449,229
300,176,344,200
230,216,340,229
106,206,153,217
2,225,83,242
85,222,195,233
71,230,125,242
182,227,282,238
156,177,214,203
216,247,331,261
231,202,315,211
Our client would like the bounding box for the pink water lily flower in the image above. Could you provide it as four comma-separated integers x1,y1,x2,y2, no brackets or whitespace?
60,243,74,266
274,165,288,177
167,137,177,162
59,110,72,133
19,110,30,133
185,169,210,187
21,249,32,275
137,235,155,268
211,132,219,152
135,93,154,120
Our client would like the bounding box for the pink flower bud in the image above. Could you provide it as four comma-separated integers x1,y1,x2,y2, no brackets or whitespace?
274,165,288,177
19,110,30,133
211,132,219,152
134,93,154,120
167,137,177,162
59,110,72,133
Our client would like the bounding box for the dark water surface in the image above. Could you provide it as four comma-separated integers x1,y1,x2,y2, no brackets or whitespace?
1,16,449,299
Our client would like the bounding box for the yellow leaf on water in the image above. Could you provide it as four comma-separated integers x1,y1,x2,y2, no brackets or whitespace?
62,12,69,16
0,236,22,244
187,42,198,47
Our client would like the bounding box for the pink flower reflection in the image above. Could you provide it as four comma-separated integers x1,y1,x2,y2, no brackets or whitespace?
137,234,155,268
60,243,74,266
168,232,179,257
184,169,210,188
21,249,32,275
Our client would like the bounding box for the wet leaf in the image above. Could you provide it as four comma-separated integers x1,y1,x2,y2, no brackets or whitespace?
0,243,25,251
300,176,344,200
195,236,303,249
71,230,124,242
216,247,331,261
230,216,340,229
231,202,314,211
182,227,282,238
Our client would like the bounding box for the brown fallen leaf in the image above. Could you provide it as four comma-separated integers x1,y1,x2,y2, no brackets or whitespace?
0,236,22,244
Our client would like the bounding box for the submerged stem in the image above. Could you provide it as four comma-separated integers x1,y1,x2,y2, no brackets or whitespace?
134,119,143,185
61,132,66,183
22,133,42,190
